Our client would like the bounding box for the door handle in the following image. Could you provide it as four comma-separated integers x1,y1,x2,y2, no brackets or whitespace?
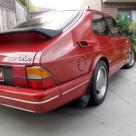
77,40,97,47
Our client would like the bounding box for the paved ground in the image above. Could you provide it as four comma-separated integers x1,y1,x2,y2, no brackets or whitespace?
1,65,136,136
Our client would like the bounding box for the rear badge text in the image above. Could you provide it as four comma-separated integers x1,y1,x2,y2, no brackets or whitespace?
8,56,32,62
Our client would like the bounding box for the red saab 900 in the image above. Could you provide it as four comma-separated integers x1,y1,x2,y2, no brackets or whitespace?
0,10,134,113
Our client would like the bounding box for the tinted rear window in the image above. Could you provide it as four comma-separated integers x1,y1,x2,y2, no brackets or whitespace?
16,10,81,30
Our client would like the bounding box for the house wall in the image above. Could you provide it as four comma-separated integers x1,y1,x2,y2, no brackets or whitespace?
132,10,136,20
83,0,136,19
0,0,15,11
0,0,27,31
15,0,27,25
0,0,16,30
82,0,102,11
102,2,136,18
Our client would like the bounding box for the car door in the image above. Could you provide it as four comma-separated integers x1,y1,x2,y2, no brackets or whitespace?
105,17,129,70
92,13,118,77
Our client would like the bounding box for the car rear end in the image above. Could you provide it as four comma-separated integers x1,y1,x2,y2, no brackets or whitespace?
0,10,83,113
0,30,62,113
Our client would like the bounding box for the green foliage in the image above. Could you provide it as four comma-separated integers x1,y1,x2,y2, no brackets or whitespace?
29,3,37,12
129,22,136,34
19,0,27,7
116,14,136,55
19,0,37,11
130,35,136,54
116,14,130,34
130,23,136,55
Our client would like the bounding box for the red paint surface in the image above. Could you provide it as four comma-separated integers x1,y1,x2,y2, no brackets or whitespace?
0,10,131,113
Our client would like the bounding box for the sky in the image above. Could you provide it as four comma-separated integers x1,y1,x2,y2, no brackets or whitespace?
31,0,88,10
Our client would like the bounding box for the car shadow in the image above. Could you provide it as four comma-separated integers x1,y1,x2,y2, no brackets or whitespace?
0,103,100,134
0,66,134,135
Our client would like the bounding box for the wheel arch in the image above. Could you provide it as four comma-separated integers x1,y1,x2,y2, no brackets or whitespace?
76,55,109,107
100,57,109,72
90,55,109,73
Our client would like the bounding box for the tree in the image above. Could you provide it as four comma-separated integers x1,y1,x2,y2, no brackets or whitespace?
19,0,27,7
116,14,136,55
19,0,37,11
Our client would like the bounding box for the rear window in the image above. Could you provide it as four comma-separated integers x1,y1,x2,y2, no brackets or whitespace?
16,10,81,30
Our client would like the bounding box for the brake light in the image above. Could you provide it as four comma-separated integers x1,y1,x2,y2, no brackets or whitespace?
26,66,57,90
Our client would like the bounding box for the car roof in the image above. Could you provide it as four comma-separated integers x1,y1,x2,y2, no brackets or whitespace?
37,9,114,20
33,10,83,18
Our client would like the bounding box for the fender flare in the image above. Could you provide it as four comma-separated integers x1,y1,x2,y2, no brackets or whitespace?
90,54,109,72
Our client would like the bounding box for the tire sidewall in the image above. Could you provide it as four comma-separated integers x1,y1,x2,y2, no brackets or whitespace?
125,49,135,69
128,49,135,67
90,61,108,105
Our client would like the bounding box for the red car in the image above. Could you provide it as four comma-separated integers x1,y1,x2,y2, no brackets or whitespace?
0,9,134,113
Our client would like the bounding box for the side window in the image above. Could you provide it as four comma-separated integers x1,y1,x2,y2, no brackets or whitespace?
92,13,109,35
106,17,119,36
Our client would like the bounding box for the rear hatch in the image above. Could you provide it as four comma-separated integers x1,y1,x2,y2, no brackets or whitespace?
0,10,81,88
0,28,62,87
0,28,62,65
0,10,81,65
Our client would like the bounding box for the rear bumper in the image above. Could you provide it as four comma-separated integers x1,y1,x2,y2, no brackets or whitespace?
0,74,91,113
0,85,61,113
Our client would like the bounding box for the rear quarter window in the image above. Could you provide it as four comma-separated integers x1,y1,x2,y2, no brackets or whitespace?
106,17,119,36
92,13,109,35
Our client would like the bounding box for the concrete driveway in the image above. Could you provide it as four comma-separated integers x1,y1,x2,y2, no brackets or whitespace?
0,65,136,136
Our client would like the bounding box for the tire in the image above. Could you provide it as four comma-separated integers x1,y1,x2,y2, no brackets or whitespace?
124,49,135,69
75,61,108,107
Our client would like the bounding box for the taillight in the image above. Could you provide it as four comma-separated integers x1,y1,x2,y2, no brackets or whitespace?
26,66,57,90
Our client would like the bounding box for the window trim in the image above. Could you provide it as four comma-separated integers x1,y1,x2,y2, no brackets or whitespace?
91,12,121,37
91,13,110,36
104,16,120,37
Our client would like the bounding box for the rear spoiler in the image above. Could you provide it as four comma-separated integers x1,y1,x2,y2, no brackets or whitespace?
0,27,63,39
